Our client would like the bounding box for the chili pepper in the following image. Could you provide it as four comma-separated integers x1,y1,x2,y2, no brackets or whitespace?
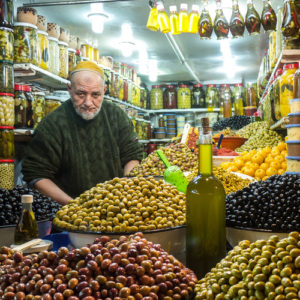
218,24,229,34
292,13,299,27
251,21,259,33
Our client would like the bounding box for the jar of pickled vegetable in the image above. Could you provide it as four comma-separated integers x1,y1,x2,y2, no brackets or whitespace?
246,82,258,107
177,84,191,109
206,84,219,111
280,63,298,117
0,126,14,159
45,95,61,116
14,22,38,64
119,76,124,100
0,93,14,126
104,68,110,96
232,83,245,115
113,61,121,74
0,159,14,190
68,48,76,76
93,47,99,63
293,62,300,99
32,92,45,128
191,83,205,108
48,37,59,75
274,69,282,121
150,85,163,109
127,80,132,104
163,85,177,109
37,30,49,70
109,71,115,97
0,27,14,62
113,73,120,99
58,41,68,79
123,79,128,102
0,0,14,28
0,61,14,94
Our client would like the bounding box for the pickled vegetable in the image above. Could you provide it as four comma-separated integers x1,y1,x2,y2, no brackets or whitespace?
214,0,229,39
261,0,277,32
192,83,205,108
150,85,163,109
0,93,14,126
245,0,261,35
48,37,59,75
0,159,14,190
58,41,68,79
37,30,49,70
0,61,14,94
198,0,213,39
163,85,177,109
0,126,14,159
32,92,45,128
0,27,13,62
68,48,76,76
177,84,191,109
230,0,245,38
45,96,61,116
282,0,300,39
206,84,219,110
0,0,14,28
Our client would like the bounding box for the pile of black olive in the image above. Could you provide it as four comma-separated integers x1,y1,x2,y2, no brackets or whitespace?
213,115,252,131
226,174,300,232
0,186,61,226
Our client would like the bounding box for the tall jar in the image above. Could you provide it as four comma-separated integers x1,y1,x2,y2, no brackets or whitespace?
45,95,61,116
150,85,163,109
14,84,32,128
192,83,205,108
104,68,110,96
274,69,283,121
0,27,14,62
123,79,128,102
0,126,14,159
246,82,257,107
32,92,45,128
68,48,76,76
14,22,38,64
0,0,14,28
127,80,133,104
0,61,14,94
220,84,232,117
48,37,59,75
0,158,14,190
37,30,49,70
109,71,114,97
113,73,120,99
0,93,14,126
119,76,124,101
163,85,177,109
280,63,298,117
233,83,245,115
93,47,99,63
206,84,219,111
58,41,68,79
177,84,191,109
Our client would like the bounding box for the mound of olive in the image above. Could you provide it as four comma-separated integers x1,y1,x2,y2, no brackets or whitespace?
0,186,61,226
0,233,197,300
53,176,186,233
213,116,252,131
226,174,300,232
195,231,300,299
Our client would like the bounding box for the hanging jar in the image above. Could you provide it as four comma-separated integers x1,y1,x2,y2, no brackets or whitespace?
214,0,229,39
157,3,170,34
230,0,245,38
245,0,261,35
169,5,180,35
146,2,159,31
198,0,213,39
188,5,200,34
179,3,189,33
261,0,277,32
0,0,14,28
281,0,300,40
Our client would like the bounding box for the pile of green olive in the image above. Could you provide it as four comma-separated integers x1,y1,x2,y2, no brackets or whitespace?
194,231,300,299
53,176,186,232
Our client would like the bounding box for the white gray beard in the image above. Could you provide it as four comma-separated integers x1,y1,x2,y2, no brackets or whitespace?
73,104,102,120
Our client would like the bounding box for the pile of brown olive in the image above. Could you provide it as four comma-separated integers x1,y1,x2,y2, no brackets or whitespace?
53,176,186,233
0,233,197,299
194,231,300,299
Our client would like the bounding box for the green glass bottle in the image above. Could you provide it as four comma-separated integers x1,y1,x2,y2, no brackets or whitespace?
186,118,226,278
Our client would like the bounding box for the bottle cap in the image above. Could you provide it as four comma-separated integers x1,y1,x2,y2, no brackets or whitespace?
180,3,188,10
191,5,199,12
156,3,165,12
169,5,177,12
22,195,33,204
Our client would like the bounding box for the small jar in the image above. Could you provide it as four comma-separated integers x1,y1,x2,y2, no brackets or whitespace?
192,83,205,108
0,93,14,126
150,85,163,109
68,48,76,76
177,84,191,109
0,159,14,190
58,41,68,79
0,0,14,28
14,84,31,128
206,84,219,110
0,61,14,94
0,126,14,159
37,30,49,70
163,85,177,109
0,27,14,62
48,37,59,75
45,95,61,116
32,92,45,128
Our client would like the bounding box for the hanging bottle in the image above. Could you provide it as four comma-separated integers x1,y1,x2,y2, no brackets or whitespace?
245,0,261,35
214,0,229,39
157,3,171,34
198,0,213,39
169,5,180,35
282,0,300,39
146,2,159,31
14,195,39,244
189,5,200,34
179,3,189,33
230,0,245,38
261,0,277,32
186,118,226,278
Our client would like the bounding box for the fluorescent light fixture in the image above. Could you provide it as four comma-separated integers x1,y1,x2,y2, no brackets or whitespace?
138,42,148,74
119,23,136,57
119,41,136,57
87,3,108,34
149,59,158,82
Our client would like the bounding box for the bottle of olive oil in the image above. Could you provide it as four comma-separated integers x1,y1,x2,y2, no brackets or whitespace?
14,195,39,244
186,118,226,278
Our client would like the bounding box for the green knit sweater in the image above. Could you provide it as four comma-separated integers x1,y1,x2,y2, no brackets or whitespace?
22,99,143,198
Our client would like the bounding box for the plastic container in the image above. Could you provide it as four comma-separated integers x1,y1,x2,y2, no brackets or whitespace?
0,126,14,159
68,48,76,76
58,41,68,79
37,30,49,70
286,140,300,156
290,99,300,113
286,156,300,172
0,93,14,126
32,92,45,128
177,84,191,109
150,85,163,109
163,85,177,109
286,124,300,140
0,61,14,94
288,113,300,124
0,159,14,190
45,95,61,116
0,27,14,62
48,37,59,75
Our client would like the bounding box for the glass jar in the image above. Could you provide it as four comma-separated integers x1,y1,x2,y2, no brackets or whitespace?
58,41,68,79
282,0,299,40
214,0,229,39
261,0,277,32
232,83,245,115
163,85,177,109
198,2,213,39
274,69,283,121
245,0,261,35
0,27,14,62
109,71,114,97
294,63,300,99
280,63,298,117
0,0,14,28
123,79,128,102
14,22,38,64
37,30,49,70
113,73,120,99
48,37,59,75
0,93,14,126
45,95,61,116
191,83,205,108
113,61,121,74
206,84,219,111
93,47,99,63
32,92,45,128
246,82,257,107
104,68,110,96
150,85,163,109
0,61,14,94
0,159,14,190
177,84,191,109
119,76,124,100
68,48,76,76
0,126,14,159
127,80,132,104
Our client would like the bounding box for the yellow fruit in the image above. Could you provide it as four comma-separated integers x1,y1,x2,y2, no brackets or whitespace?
270,161,281,170
278,169,285,175
277,142,286,151
260,162,269,171
281,150,288,157
252,154,264,165
243,167,255,177
255,168,266,179
274,155,285,163
266,167,278,176
271,148,280,157
245,161,253,167
221,162,232,169
242,153,252,162
227,166,238,172
262,176,269,181
281,161,287,170
265,155,274,164
264,146,272,154
233,159,244,169
249,149,257,156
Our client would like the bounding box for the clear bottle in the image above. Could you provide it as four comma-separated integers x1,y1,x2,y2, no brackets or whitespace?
169,6,180,35
157,3,171,34
230,0,245,38
186,118,226,278
146,3,159,31
189,5,200,34
14,194,39,245
198,0,213,39
261,0,277,32
214,0,229,39
179,3,189,33
233,83,245,116
282,0,300,40
245,0,261,35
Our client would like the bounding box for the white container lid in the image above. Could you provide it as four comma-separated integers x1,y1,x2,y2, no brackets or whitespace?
180,3,188,10
14,22,37,29
67,48,76,53
48,36,58,42
37,30,48,36
58,41,68,47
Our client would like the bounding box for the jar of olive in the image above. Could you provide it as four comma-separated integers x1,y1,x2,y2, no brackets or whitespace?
0,159,14,190
177,84,191,109
15,84,31,128
32,92,45,128
0,126,14,159
150,85,163,109
0,93,14,126
45,95,61,116
0,61,14,94
192,83,205,108
0,27,14,62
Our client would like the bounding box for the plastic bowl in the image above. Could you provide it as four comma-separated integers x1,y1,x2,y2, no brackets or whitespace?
213,136,248,150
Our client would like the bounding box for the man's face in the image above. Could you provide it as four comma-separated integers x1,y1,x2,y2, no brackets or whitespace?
68,71,104,120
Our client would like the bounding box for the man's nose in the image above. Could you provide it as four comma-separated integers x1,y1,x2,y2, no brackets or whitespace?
84,94,94,107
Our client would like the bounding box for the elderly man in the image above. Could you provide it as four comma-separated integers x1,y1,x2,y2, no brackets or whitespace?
22,61,142,205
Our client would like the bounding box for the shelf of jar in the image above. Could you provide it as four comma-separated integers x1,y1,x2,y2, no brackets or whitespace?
147,108,221,114
14,64,70,90
104,96,148,113
129,117,151,124
270,117,289,130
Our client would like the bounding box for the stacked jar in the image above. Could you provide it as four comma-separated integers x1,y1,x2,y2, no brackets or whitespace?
206,84,219,111
150,85,163,109
47,22,60,75
165,113,177,138
37,30,49,70
45,95,61,116
68,48,76,76
232,83,245,116
245,82,258,116
32,92,45,128
58,41,68,79
220,84,232,118
177,84,191,109
163,85,177,109
191,83,205,108
176,115,185,134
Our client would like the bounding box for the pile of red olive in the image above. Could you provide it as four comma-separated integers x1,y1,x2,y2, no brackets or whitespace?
0,233,197,299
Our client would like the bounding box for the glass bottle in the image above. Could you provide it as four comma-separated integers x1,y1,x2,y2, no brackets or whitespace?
157,3,171,33
0,0,14,28
186,118,226,278
14,195,39,245
146,3,159,31
179,3,189,33
198,0,213,39
245,0,261,35
214,0,229,39
189,5,200,34
294,62,300,99
192,84,205,108
261,0,277,32
282,0,300,39
230,0,245,38
233,83,245,115
274,69,283,121
169,5,180,35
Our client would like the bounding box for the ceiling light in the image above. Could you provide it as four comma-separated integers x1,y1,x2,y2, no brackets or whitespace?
119,41,136,57
149,59,158,82
87,3,108,34
119,23,136,57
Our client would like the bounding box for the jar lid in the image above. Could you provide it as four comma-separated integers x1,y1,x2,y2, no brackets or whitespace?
234,83,243,87
288,113,300,116
0,92,14,97
14,84,31,92
37,30,48,36
290,99,300,103
152,85,161,88
286,124,300,128
285,140,300,144
14,22,38,29
284,63,299,70
0,126,14,130
220,84,230,87
286,156,300,160
178,84,188,88
68,48,76,53
207,84,216,87
193,83,203,87
0,159,14,163
165,85,175,88
22,195,33,204
48,36,59,42
58,41,68,46
0,27,14,32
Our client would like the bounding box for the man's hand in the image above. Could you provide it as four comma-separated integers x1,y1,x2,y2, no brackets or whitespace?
123,160,139,176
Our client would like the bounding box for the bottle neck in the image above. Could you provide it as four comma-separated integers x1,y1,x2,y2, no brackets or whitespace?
22,203,33,211
198,132,213,175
